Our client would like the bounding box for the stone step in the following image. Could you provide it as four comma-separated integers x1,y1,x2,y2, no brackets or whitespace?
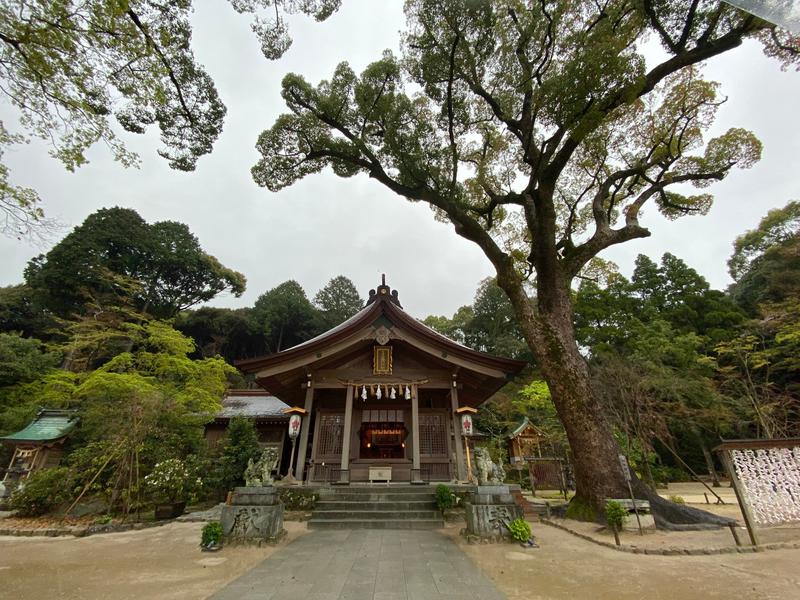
317,492,436,502
307,518,444,530
316,500,437,511
318,485,435,493
312,510,442,520
510,490,548,520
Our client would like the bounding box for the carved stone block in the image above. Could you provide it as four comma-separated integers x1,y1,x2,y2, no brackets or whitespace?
464,484,523,543
221,485,285,545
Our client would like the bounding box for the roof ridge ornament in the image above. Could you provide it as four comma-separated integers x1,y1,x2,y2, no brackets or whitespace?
365,273,402,308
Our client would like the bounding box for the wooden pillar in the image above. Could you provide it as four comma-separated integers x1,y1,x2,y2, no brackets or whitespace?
339,385,354,484
295,376,314,483
720,449,760,547
411,383,422,483
450,381,466,482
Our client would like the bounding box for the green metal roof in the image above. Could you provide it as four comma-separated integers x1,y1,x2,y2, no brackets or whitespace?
508,417,545,439
1,410,78,443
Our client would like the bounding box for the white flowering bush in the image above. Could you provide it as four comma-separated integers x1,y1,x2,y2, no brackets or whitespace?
144,459,201,504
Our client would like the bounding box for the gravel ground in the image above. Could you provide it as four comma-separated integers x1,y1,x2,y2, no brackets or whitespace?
0,521,308,600
444,523,800,600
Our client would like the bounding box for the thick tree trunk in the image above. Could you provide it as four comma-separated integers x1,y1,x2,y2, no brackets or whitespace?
535,306,631,517
497,269,731,527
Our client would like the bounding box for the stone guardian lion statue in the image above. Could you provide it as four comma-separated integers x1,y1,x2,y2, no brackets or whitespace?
473,447,505,485
244,447,279,487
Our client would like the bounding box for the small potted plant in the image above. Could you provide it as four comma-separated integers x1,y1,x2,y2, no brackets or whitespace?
605,500,627,545
201,522,223,552
507,517,535,546
435,484,461,521
145,458,200,519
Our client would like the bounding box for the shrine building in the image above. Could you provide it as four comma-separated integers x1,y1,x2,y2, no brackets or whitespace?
237,277,525,484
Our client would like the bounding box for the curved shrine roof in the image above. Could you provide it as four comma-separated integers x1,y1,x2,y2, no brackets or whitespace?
236,278,526,407
237,280,525,374
1,409,78,443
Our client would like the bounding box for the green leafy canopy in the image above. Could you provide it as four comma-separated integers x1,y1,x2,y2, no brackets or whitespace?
0,0,342,238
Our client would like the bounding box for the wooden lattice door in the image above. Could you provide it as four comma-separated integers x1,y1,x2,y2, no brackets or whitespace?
316,413,344,459
312,413,344,482
419,412,450,481
419,414,447,457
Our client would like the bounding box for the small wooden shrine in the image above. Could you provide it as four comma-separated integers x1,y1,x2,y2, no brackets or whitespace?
507,417,547,465
1,409,78,486
237,277,526,484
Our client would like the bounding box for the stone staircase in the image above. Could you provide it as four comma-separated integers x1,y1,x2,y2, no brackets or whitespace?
308,485,444,530
510,488,548,521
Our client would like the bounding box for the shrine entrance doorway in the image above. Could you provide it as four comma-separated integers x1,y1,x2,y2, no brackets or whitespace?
359,409,406,460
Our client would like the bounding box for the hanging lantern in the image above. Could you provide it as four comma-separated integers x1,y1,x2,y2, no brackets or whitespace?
405,385,411,400
461,413,473,437
288,414,302,439
361,385,367,400
376,384,382,399
390,386,396,399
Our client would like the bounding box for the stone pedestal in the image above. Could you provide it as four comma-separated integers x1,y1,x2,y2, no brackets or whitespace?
221,486,285,545
463,484,523,543
609,498,657,532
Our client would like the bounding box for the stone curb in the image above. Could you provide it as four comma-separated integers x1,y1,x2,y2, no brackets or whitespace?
0,517,178,539
540,518,800,555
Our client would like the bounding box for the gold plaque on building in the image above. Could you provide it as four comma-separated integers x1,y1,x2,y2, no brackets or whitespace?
373,346,392,375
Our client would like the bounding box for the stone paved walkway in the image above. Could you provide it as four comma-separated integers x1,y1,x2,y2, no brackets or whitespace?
209,529,506,600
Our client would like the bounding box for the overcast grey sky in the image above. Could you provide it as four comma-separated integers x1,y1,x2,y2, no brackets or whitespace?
1,1,798,319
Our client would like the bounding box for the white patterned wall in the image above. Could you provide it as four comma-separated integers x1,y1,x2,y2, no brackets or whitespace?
730,447,800,526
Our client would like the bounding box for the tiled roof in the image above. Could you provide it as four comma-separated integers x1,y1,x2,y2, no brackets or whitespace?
214,392,290,420
1,409,78,442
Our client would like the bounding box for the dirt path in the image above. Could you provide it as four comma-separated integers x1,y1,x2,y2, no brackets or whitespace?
444,524,800,600
4,517,800,600
0,521,307,600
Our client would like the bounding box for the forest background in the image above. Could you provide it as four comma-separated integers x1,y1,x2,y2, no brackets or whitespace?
0,1,798,520
1,198,797,514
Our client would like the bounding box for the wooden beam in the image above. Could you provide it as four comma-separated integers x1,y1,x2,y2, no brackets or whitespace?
339,385,354,484
394,330,508,378
719,448,760,547
411,383,422,483
253,327,375,378
451,380,466,482
295,375,314,483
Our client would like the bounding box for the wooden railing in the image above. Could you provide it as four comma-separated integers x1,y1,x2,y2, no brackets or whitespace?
420,462,451,481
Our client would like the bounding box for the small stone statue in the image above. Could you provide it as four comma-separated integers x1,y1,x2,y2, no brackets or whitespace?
244,447,279,487
474,447,505,485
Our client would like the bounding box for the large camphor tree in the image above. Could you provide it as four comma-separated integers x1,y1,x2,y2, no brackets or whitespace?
252,0,799,524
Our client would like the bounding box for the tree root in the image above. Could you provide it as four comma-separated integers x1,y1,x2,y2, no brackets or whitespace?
559,486,736,530
645,489,734,530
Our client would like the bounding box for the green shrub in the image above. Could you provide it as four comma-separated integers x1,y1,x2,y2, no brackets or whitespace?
216,417,261,493
652,465,689,484
604,500,627,532
279,488,319,510
201,521,223,547
435,484,456,511
144,458,200,504
9,467,73,516
507,517,531,542
669,494,685,505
